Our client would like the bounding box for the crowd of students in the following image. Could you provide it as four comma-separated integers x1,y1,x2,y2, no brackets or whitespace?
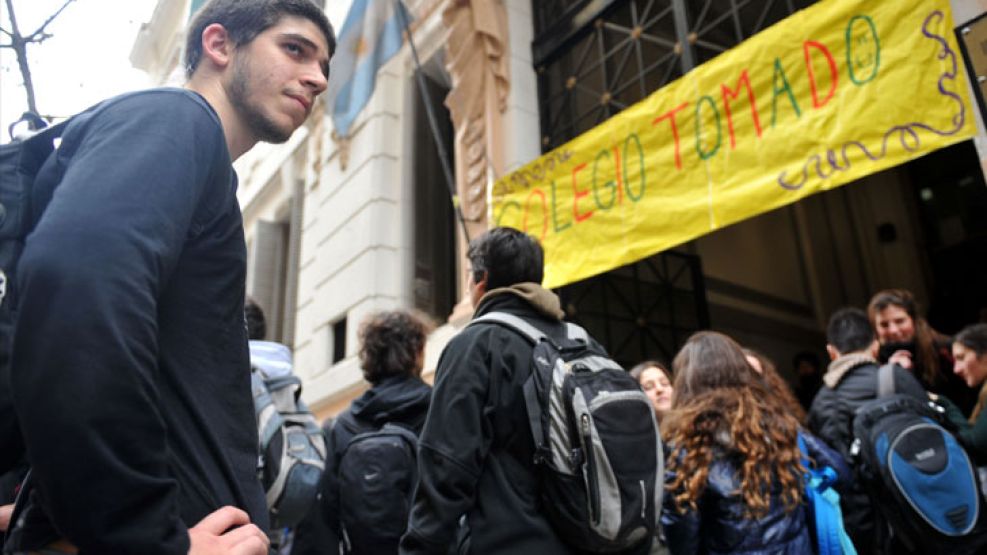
277,228,987,555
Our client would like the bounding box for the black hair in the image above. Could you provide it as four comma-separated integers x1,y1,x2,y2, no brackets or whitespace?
826,307,875,355
358,310,434,384
184,0,335,78
245,297,267,341
956,324,987,357
466,227,544,290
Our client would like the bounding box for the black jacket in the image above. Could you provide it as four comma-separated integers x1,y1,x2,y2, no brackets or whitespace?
8,89,265,553
291,374,432,555
662,432,847,555
400,284,651,555
806,354,927,553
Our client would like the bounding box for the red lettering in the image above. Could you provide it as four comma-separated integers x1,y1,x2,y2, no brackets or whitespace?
721,70,762,149
571,163,593,223
522,188,548,241
652,102,690,170
804,40,838,108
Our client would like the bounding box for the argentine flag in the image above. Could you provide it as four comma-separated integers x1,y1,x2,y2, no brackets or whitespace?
327,0,409,137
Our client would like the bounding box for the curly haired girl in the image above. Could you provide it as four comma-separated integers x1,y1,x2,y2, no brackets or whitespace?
661,331,843,554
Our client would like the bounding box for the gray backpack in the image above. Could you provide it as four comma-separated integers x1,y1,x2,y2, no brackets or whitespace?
251,370,327,528
470,312,663,552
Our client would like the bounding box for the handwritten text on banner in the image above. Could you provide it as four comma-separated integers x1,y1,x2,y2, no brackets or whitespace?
490,0,975,288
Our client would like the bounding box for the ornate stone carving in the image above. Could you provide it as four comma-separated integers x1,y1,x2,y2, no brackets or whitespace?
441,0,510,237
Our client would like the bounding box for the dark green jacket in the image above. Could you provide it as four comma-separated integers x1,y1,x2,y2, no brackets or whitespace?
938,393,987,465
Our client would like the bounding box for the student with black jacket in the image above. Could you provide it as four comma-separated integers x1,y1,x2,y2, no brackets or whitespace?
400,228,652,555
807,307,928,555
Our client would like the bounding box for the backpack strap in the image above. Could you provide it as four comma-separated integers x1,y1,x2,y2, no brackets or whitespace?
470,312,547,343
522,377,549,465
471,311,588,344
877,364,896,398
468,311,565,465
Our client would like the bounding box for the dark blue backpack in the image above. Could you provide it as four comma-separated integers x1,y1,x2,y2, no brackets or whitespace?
0,115,69,474
851,365,987,553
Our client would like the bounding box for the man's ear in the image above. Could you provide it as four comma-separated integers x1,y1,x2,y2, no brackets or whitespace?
474,271,489,296
199,23,234,71
826,344,839,361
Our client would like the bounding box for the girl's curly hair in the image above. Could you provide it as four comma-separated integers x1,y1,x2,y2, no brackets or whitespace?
663,332,805,519
358,310,433,384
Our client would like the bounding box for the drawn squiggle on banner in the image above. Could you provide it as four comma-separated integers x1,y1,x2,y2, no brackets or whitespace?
777,10,966,191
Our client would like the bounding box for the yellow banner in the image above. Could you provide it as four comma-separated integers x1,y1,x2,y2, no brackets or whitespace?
491,0,975,288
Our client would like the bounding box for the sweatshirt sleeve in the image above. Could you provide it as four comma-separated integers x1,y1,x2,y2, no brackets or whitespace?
400,329,495,555
10,91,227,554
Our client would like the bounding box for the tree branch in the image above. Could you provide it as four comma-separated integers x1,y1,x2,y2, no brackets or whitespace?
4,0,38,113
26,0,76,42
28,32,54,44
0,42,12,49
0,25,12,37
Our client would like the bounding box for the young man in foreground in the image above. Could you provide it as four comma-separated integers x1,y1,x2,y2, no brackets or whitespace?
7,1,333,553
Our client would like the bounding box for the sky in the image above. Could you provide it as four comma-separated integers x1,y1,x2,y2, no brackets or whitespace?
0,0,352,143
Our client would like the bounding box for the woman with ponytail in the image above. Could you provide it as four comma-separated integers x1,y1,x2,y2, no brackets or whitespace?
661,332,845,554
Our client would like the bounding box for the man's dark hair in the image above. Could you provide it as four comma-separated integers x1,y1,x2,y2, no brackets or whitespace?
826,307,875,355
245,297,267,341
184,0,336,78
466,227,544,290
358,310,433,385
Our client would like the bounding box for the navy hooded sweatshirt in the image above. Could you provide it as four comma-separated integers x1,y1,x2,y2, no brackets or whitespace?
291,374,432,555
9,88,266,554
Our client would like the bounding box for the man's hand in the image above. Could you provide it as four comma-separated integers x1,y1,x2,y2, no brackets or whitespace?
889,349,913,370
188,506,268,555
0,503,13,532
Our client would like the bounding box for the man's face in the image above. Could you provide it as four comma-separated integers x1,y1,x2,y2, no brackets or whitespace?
226,15,330,144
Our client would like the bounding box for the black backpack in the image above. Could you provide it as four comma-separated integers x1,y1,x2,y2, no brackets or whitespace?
335,415,419,554
851,365,987,553
470,312,663,553
0,116,69,474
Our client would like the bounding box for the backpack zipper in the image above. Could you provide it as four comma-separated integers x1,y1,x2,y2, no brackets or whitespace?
581,413,601,524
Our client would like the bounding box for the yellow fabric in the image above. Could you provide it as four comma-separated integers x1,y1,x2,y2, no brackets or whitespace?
490,0,975,288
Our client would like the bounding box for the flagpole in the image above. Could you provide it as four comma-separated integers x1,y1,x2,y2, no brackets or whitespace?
393,0,472,244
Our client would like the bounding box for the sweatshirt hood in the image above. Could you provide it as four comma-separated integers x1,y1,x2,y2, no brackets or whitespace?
249,340,293,379
350,375,432,427
477,282,565,320
823,353,877,389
